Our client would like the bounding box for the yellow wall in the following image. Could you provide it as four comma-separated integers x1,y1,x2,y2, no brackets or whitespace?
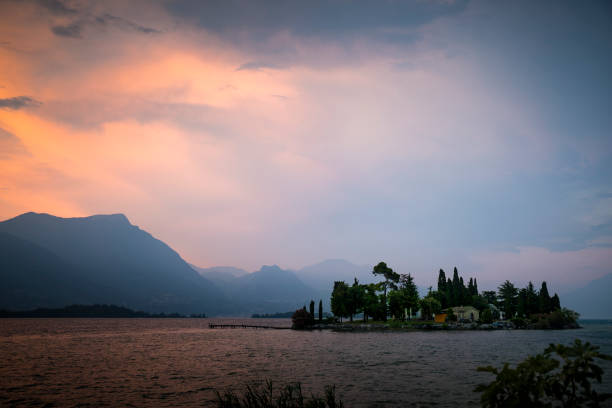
434,313,447,323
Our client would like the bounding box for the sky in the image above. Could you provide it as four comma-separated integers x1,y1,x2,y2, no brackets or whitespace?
0,0,611,293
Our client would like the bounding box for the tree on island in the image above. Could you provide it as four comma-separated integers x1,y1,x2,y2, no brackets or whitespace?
291,307,314,330
347,278,365,322
372,261,400,321
362,283,382,322
309,300,315,319
419,294,441,320
331,281,349,322
498,280,518,319
539,281,552,314
389,273,420,320
482,291,497,306
318,299,323,322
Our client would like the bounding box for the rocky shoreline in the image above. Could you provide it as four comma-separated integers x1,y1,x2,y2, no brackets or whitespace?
307,321,580,331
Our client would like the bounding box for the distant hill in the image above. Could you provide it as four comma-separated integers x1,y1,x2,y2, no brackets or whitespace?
561,273,612,319
0,304,199,318
193,265,248,285
193,264,323,316
295,259,376,292
0,212,225,314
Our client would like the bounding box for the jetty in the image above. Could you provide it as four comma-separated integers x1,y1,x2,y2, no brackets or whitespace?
208,323,290,330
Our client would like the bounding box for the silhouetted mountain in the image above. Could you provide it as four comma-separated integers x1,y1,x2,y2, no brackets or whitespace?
562,273,612,319
193,265,248,285
0,212,225,314
198,264,323,315
0,231,102,309
296,259,376,292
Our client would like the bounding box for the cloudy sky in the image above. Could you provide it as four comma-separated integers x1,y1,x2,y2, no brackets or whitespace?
0,0,610,292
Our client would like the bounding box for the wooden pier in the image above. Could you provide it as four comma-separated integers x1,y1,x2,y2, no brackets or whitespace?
208,323,291,330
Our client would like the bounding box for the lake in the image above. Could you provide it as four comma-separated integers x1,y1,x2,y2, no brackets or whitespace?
1,318,611,407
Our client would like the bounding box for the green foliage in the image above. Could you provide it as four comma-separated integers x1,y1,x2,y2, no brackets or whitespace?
216,380,344,408
539,281,552,314
388,273,420,320
419,295,441,320
475,339,612,408
446,307,457,322
372,261,400,321
498,280,518,318
309,300,315,319
511,317,527,329
434,267,479,309
292,308,314,330
330,281,349,322
480,308,493,324
551,293,561,311
437,269,447,307
530,308,580,330
471,295,489,311
363,283,383,321
347,278,365,322
482,291,497,306
318,300,323,322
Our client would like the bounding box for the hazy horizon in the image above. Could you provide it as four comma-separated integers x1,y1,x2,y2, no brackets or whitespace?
1,1,610,293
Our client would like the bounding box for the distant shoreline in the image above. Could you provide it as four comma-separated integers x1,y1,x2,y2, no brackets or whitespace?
0,304,206,318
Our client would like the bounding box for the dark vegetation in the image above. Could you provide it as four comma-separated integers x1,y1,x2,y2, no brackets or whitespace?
216,380,343,408
214,339,610,408
476,339,612,407
291,307,315,330
0,304,202,318
326,261,575,327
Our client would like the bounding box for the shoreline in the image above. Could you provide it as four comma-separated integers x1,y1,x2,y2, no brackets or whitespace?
306,321,581,331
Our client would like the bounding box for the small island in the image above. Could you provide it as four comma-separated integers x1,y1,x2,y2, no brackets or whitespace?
292,262,580,331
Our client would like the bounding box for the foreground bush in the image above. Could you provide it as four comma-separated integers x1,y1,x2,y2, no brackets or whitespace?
529,308,580,329
216,380,343,408
475,339,612,407
292,308,315,330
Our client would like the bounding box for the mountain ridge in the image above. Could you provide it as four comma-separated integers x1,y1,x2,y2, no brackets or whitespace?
0,212,224,314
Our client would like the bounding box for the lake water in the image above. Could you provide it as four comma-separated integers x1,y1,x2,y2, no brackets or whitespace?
1,318,612,407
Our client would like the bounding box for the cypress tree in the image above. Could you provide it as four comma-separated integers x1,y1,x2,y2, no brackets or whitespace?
551,294,561,311
526,282,538,316
539,282,552,314
309,300,315,319
473,278,478,295
318,299,323,321
437,269,447,294
452,268,460,306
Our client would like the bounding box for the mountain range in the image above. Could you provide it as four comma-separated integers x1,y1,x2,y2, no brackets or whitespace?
0,212,224,314
1,212,609,318
0,212,354,315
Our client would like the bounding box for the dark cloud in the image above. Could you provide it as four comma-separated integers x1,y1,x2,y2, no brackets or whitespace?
49,13,160,38
51,22,82,38
165,0,468,41
35,0,77,15
236,61,279,71
96,14,160,34
0,96,42,110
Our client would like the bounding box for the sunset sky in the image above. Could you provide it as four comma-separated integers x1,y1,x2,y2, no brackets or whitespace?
1,0,610,292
